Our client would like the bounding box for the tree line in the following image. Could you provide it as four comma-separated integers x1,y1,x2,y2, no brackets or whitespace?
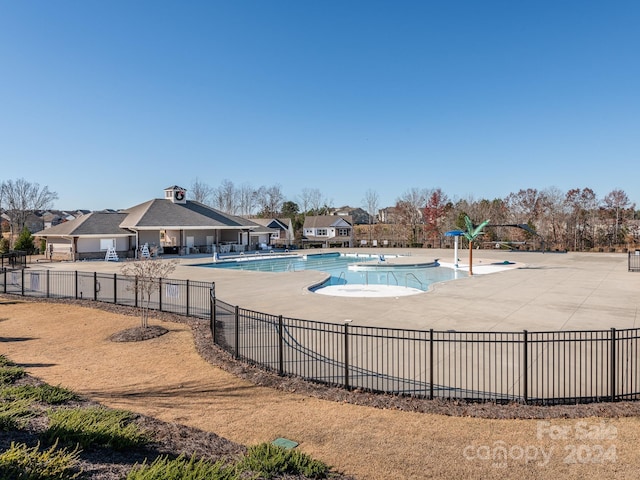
1,177,638,253
190,179,638,252
388,186,638,251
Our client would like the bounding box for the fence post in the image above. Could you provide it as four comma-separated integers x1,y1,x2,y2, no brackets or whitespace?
186,279,190,317
523,330,528,404
234,305,240,360
610,327,617,402
113,273,117,304
21,269,25,296
46,270,50,298
74,271,78,299
429,328,434,400
278,315,284,376
344,320,352,390
210,286,216,344
2,268,6,294
134,277,138,308
159,277,163,312
93,272,97,301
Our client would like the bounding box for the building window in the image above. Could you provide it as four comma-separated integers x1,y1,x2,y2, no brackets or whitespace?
317,229,327,236
99,238,115,251
337,228,350,236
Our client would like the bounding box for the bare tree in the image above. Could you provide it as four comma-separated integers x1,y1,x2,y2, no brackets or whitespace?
298,187,329,215
256,184,285,217
212,179,238,214
189,178,214,205
363,189,379,223
505,188,543,225
237,183,257,216
395,188,428,246
602,189,634,246
539,186,568,250
0,178,58,247
121,259,178,328
362,189,379,244
565,188,599,251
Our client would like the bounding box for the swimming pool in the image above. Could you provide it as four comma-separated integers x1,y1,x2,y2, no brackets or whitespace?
199,252,467,294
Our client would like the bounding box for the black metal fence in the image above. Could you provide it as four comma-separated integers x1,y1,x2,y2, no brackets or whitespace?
211,295,640,405
0,251,27,269
1,268,214,320
629,251,640,272
3,267,639,405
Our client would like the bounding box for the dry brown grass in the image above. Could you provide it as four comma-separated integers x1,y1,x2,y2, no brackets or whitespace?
1,297,639,479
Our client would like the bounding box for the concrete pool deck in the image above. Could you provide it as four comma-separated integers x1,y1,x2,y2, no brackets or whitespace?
33,248,640,332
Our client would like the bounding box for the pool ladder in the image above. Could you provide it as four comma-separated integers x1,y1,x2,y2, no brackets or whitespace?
405,272,424,289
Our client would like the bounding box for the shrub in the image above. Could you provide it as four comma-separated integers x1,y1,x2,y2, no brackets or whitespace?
238,443,330,479
0,365,25,386
127,454,237,480
0,384,79,405
0,440,81,479
44,407,148,450
0,399,34,431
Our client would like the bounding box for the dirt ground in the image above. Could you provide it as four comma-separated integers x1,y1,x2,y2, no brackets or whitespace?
2,297,640,479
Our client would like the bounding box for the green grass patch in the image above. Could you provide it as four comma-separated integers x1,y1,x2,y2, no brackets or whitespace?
0,399,34,431
0,355,14,367
0,365,25,386
238,442,330,479
0,384,79,405
127,454,237,480
0,440,81,480
44,406,149,450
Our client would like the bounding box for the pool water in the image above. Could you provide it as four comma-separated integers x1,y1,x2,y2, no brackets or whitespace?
200,252,466,292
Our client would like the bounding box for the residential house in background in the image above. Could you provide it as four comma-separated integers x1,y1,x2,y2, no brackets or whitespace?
249,217,296,248
39,209,89,229
330,206,373,225
378,206,402,224
302,215,353,248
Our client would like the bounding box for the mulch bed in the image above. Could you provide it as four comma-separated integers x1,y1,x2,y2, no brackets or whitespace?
108,325,168,342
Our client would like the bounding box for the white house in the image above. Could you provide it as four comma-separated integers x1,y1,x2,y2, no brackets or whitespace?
302,215,353,248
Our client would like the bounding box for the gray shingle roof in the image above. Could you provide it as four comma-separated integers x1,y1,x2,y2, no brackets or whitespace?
119,199,261,230
303,215,353,229
34,212,133,237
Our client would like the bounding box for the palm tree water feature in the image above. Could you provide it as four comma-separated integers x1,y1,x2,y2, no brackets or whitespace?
463,215,490,276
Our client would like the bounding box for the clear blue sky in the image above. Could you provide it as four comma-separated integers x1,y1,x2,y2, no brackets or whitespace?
1,1,638,211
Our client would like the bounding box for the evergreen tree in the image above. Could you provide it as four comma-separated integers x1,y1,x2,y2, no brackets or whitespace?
13,227,35,253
